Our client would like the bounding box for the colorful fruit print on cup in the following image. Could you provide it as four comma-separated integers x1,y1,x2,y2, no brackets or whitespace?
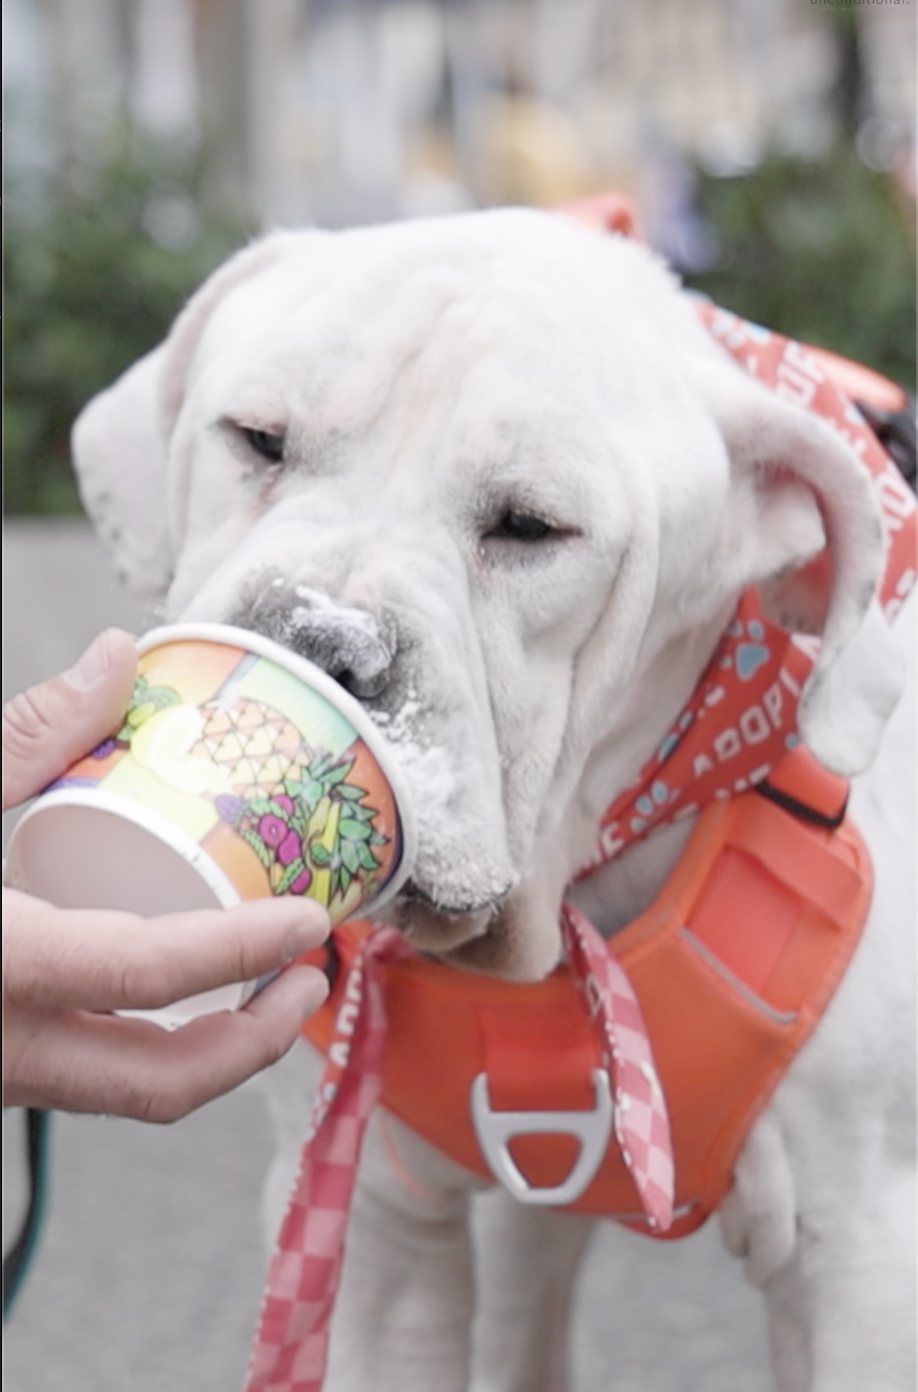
5,624,416,1027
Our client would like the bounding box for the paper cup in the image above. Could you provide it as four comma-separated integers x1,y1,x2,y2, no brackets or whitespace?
5,624,416,1028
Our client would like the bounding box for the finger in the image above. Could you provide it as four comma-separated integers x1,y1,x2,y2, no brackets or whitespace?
2,965,329,1120
2,629,138,810
2,891,330,1012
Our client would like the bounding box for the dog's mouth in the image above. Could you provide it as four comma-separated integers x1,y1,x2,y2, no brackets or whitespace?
381,876,513,955
393,891,543,979
222,583,520,958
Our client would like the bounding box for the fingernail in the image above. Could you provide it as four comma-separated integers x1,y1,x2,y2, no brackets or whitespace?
302,968,330,1011
65,631,113,691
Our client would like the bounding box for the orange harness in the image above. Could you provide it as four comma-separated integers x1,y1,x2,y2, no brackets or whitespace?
303,749,870,1237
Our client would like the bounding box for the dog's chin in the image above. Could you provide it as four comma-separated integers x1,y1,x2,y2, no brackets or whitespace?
378,896,493,952
380,889,564,983
380,884,497,955
441,901,562,981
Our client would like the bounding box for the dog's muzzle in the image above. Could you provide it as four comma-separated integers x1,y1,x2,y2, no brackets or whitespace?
233,584,395,700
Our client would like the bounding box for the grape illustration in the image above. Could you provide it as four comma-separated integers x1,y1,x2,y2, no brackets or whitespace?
209,728,389,905
277,830,303,866
258,814,288,848
215,794,246,823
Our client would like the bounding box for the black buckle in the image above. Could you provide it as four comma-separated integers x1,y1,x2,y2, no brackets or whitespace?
755,779,848,831
856,396,917,491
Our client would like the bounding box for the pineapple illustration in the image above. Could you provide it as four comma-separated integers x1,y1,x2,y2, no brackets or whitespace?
191,698,310,799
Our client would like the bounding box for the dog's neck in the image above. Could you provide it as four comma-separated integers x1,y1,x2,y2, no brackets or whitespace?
561,606,737,938
568,817,696,938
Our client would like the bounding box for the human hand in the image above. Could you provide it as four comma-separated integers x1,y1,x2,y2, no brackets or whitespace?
2,629,330,1121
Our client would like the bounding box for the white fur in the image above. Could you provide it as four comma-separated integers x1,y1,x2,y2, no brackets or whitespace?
72,209,915,1391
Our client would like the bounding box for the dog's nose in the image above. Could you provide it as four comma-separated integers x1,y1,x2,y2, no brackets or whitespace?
237,587,395,701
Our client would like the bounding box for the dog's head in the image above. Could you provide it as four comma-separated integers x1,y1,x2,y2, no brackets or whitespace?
72,210,902,978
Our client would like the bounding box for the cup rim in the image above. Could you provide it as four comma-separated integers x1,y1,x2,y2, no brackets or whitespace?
136,621,417,909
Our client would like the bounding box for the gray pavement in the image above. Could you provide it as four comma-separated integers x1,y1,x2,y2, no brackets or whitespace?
2,519,773,1391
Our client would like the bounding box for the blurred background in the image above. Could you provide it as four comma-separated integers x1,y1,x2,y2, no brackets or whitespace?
3,0,915,514
2,4,915,1390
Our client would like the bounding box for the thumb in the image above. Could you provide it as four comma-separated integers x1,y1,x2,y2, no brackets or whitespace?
2,629,139,812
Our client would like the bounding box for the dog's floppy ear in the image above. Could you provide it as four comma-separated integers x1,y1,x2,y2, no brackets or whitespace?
72,233,300,596
72,346,173,595
692,357,904,777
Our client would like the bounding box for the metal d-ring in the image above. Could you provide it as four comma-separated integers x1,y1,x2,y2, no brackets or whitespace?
469,1069,613,1206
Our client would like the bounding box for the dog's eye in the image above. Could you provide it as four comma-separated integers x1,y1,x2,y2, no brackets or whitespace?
486,511,555,543
240,426,285,464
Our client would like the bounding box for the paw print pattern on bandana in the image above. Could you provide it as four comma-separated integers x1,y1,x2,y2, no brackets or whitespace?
583,590,805,872
735,619,771,682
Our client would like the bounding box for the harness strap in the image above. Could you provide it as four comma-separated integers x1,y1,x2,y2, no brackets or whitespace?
296,757,872,1236
755,758,848,830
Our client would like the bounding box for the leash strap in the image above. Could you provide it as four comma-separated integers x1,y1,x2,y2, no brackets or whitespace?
246,927,406,1391
560,905,673,1230
245,917,672,1391
2,1109,51,1321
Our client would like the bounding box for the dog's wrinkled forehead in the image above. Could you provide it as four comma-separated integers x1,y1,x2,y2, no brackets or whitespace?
183,214,700,476
163,212,743,699
166,215,738,632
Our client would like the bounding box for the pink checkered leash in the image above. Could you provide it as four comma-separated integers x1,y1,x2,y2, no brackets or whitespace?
561,903,674,1230
245,927,406,1392
245,913,673,1392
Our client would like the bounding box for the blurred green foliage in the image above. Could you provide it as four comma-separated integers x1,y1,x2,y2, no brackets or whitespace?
3,132,252,514
685,144,916,390
3,129,914,515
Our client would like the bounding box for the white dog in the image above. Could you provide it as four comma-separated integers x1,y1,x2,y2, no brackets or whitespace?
73,209,915,1392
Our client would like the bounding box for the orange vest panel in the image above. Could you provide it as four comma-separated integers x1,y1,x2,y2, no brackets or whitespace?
303,753,871,1239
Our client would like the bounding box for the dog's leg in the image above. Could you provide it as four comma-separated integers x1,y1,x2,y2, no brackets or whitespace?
720,1112,809,1391
470,1189,596,1392
764,1170,915,1392
324,1109,484,1392
722,1111,917,1392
